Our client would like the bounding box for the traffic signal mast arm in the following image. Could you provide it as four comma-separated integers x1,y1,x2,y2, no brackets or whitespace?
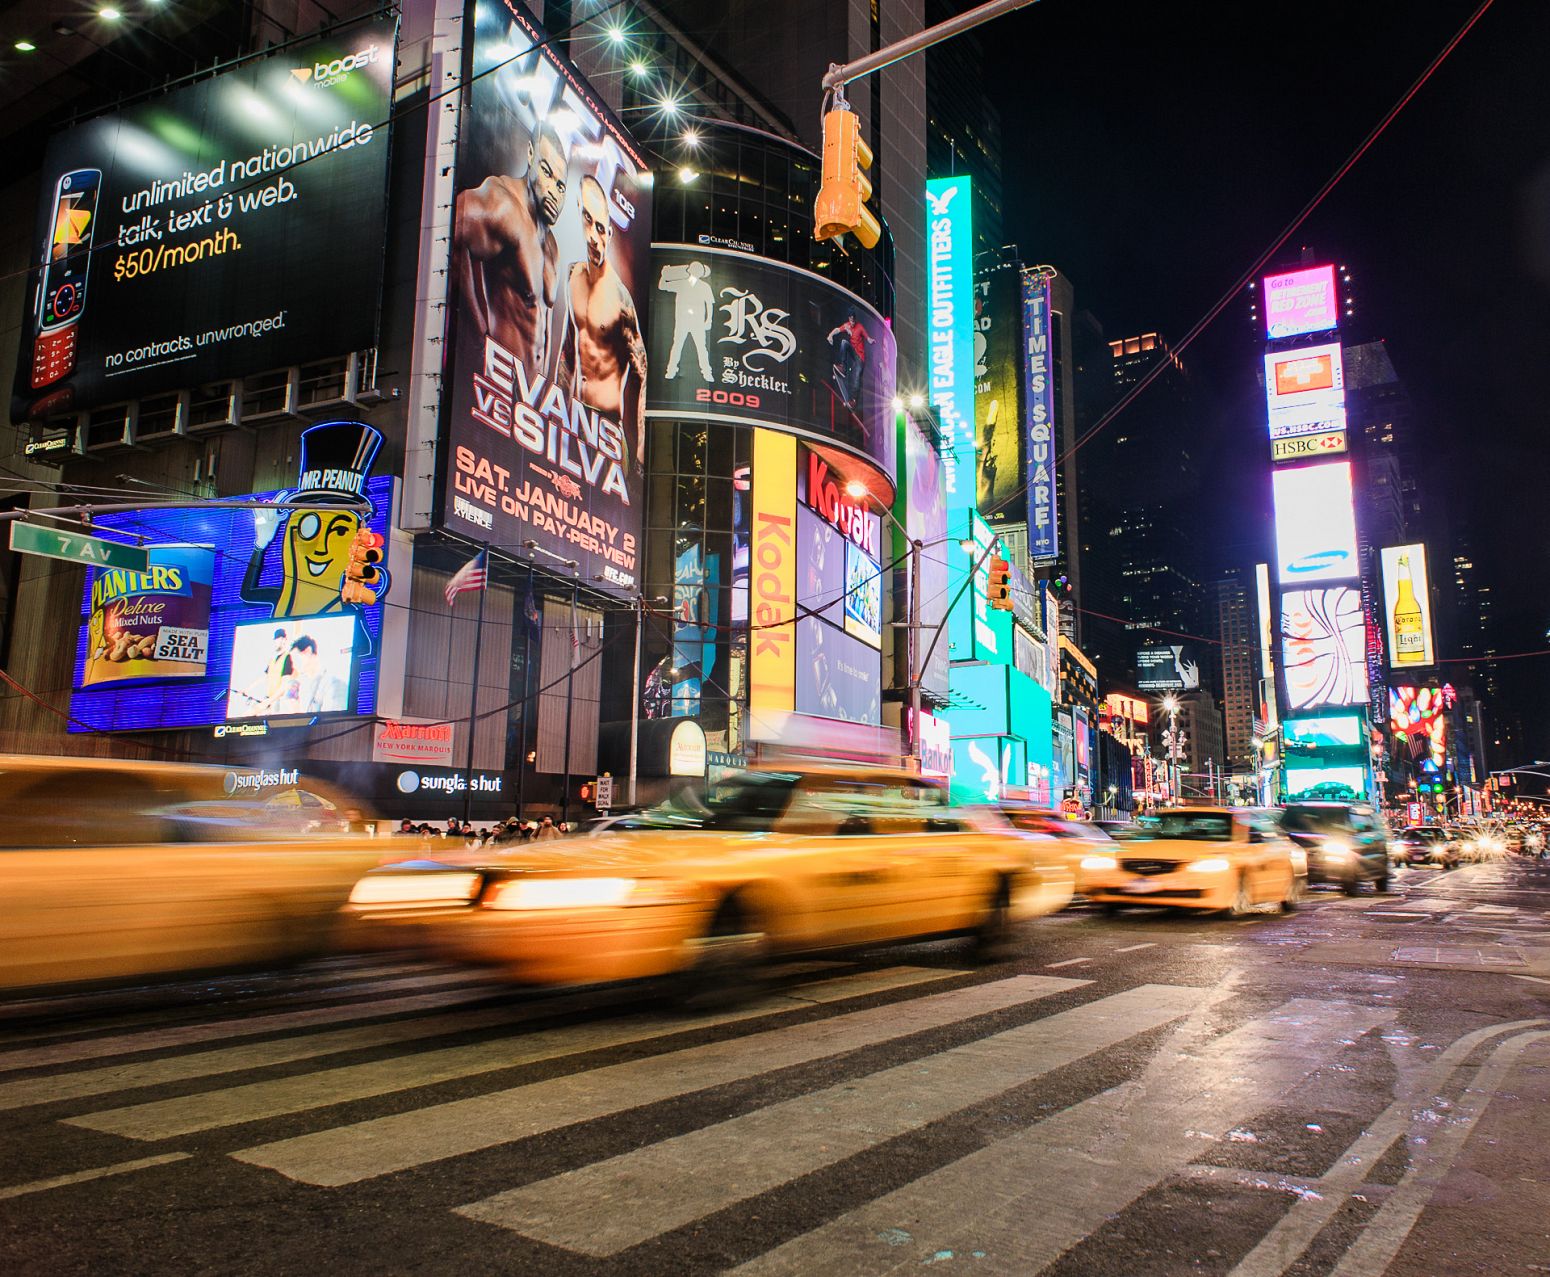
820,0,1041,93
816,0,1039,248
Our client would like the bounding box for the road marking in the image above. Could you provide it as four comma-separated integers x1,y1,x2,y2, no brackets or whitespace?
730,997,1392,1276
1469,904,1518,915
1228,1017,1548,1277
1328,1030,1548,1277
457,983,1206,1256
1114,942,1156,953
68,967,959,1141
0,1153,190,1202
0,984,512,1076
231,976,1088,1187
1364,911,1430,919
1044,957,1091,968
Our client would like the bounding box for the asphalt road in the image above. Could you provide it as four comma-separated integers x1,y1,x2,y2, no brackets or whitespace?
3,858,1549,1276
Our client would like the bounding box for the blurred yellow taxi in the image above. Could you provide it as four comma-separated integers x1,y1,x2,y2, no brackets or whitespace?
345,767,1075,989
1,756,383,993
999,806,1120,898
1077,806,1305,915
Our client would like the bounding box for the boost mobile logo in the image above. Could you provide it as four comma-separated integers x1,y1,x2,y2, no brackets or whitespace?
291,45,380,87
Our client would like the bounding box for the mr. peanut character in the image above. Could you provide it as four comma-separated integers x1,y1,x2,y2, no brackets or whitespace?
241,421,389,628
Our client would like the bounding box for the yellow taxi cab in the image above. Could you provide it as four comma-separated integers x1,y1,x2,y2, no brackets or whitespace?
999,806,1121,899
344,766,1075,989
1076,806,1305,915
1,755,384,993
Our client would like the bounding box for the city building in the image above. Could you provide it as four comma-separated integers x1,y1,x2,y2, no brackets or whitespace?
0,0,924,822
1215,571,1259,775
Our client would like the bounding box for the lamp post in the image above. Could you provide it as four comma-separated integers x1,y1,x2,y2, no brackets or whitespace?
846,479,922,766
1160,694,1185,806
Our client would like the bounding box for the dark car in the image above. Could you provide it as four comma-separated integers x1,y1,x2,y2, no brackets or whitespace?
1391,825,1460,869
1278,802,1391,894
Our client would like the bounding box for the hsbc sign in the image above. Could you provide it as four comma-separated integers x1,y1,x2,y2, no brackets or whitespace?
1270,429,1347,464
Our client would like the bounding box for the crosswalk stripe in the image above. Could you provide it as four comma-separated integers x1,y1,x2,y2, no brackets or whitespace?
64,967,960,1142
456,983,1207,1256
730,997,1393,1276
0,1153,191,1202
0,984,514,1076
230,975,1088,1187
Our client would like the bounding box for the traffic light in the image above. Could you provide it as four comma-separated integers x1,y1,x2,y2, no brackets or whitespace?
815,107,881,249
341,528,384,605
987,555,1012,611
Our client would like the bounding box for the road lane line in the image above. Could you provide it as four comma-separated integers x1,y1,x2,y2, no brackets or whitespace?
230,975,1088,1186
1114,943,1156,953
457,983,1206,1255
1044,958,1090,968
66,968,964,1142
1227,1016,1549,1277
0,1153,190,1201
1329,1031,1549,1277
730,997,1392,1276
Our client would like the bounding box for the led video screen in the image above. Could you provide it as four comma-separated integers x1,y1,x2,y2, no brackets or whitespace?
227,614,357,719
1274,462,1359,584
1263,265,1338,340
1380,544,1437,668
1280,587,1368,711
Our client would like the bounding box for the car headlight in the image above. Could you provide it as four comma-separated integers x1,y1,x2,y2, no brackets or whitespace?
1080,855,1118,871
348,872,483,906
484,877,640,910
1193,858,1232,874
1289,848,1308,872
1321,838,1354,859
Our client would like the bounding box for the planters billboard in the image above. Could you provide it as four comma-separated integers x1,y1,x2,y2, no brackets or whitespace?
13,20,394,420
68,421,391,731
648,245,898,490
440,0,652,596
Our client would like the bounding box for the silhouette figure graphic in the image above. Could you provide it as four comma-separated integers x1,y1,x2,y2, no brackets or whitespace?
659,261,715,381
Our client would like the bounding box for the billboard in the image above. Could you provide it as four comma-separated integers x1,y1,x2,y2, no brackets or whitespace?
1270,429,1346,464
69,420,391,731
947,510,1012,665
843,541,883,649
1273,462,1359,584
1280,586,1368,712
441,0,651,596
925,176,975,509
795,615,881,725
898,408,950,700
748,429,796,740
1283,714,1364,749
973,265,1024,524
796,506,844,625
1263,265,1338,340
1390,686,1448,774
1023,271,1058,560
1137,645,1201,691
81,545,215,687
648,246,897,487
1380,544,1436,668
1264,342,1346,440
13,21,394,420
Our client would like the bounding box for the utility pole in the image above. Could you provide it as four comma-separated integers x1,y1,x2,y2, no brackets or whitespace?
460,542,489,826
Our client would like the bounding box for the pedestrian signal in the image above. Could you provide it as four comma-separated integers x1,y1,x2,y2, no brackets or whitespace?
987,555,1012,611
815,108,881,249
341,528,384,605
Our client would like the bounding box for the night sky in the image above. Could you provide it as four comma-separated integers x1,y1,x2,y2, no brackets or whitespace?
981,0,1550,757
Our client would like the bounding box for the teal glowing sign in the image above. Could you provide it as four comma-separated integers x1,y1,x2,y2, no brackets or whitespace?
925,176,975,510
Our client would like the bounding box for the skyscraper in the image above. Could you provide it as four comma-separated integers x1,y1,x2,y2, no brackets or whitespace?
1215,571,1259,774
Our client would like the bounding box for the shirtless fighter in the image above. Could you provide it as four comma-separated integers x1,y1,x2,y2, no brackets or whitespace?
555,174,648,466
454,124,569,371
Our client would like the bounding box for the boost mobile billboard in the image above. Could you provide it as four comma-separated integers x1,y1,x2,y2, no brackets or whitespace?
441,0,652,596
13,20,394,420
647,245,898,489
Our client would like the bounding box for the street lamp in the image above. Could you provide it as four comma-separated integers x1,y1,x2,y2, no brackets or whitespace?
846,479,924,766
1159,695,1185,806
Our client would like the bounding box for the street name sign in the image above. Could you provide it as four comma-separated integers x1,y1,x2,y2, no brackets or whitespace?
8,522,148,572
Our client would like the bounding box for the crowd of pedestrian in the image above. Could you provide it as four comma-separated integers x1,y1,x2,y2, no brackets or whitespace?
392,815,569,846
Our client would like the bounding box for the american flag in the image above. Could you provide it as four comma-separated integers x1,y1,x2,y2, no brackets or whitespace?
444,550,487,607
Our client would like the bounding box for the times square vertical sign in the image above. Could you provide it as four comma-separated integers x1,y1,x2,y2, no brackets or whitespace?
1022,271,1058,561
926,177,974,510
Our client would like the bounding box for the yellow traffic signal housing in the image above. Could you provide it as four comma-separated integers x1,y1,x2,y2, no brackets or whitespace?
987,555,1012,610
815,108,882,249
341,528,384,605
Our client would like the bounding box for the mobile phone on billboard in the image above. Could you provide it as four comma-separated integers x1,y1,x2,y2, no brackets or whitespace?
31,168,102,390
